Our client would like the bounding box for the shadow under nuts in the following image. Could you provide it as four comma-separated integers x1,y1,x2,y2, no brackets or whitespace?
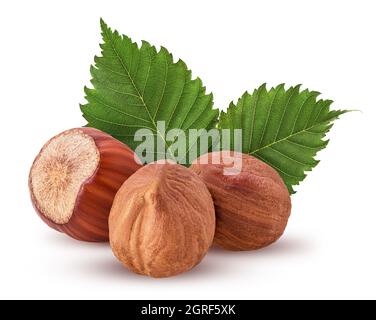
109,161,216,278
190,151,291,251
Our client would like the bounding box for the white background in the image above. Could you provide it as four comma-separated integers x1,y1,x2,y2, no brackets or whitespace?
0,0,374,300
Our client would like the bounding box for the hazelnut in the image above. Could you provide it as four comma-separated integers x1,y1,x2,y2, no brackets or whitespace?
190,151,291,250
29,128,141,242
109,161,215,278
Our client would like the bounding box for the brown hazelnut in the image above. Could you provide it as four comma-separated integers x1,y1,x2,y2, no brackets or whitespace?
190,151,291,251
109,161,216,278
29,128,141,242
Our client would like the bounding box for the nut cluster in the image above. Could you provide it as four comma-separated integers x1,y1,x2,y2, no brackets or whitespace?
29,128,292,277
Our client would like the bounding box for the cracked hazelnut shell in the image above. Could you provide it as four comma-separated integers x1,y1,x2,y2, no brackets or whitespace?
190,151,291,251
29,127,141,242
109,161,216,278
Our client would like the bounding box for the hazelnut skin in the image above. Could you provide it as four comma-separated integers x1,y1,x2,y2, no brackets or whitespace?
29,128,142,242
109,161,216,278
190,151,291,251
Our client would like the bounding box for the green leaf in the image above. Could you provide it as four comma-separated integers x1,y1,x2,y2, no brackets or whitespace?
81,19,218,163
218,84,348,194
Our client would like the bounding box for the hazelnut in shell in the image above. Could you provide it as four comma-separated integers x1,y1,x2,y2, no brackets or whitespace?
29,127,141,242
190,151,291,251
109,161,216,278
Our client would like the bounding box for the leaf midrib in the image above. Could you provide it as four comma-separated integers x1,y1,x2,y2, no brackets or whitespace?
250,116,337,155
103,27,173,157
